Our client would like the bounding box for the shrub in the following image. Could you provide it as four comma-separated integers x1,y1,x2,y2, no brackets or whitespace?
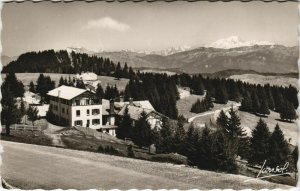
127,145,135,158
151,153,188,165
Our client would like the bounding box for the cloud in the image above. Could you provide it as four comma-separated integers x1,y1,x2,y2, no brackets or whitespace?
83,17,130,32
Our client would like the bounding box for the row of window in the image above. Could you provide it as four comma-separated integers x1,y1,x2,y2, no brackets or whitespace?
50,104,69,114
76,109,100,116
72,99,101,106
74,119,100,126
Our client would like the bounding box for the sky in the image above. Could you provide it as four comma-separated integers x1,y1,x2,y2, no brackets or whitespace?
1,1,299,56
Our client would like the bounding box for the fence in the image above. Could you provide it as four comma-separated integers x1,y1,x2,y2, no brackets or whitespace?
11,124,42,131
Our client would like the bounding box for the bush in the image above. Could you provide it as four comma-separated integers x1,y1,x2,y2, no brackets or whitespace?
151,153,188,165
97,145,122,156
127,145,135,158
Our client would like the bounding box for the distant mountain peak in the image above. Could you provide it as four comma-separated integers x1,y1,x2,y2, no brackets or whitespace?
66,46,98,55
150,45,192,56
207,36,275,49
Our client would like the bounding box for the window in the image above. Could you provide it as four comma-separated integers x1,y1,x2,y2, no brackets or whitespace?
66,109,68,114
92,119,100,125
92,109,100,115
86,99,90,105
76,110,80,116
74,120,82,126
87,109,90,116
62,108,65,114
75,100,80,106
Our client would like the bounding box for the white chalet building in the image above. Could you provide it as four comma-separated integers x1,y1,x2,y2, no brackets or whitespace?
47,85,103,129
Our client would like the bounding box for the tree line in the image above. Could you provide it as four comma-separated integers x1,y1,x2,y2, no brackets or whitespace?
3,50,135,78
123,73,179,119
117,105,298,174
190,91,214,113
172,73,298,121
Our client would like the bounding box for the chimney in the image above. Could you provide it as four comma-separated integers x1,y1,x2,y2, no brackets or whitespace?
109,99,115,114
129,97,133,106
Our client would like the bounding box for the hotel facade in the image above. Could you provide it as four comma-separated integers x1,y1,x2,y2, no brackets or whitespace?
47,85,103,129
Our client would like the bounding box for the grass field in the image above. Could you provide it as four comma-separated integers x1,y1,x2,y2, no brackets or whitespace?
229,74,298,88
238,110,298,146
2,141,293,189
1,73,129,91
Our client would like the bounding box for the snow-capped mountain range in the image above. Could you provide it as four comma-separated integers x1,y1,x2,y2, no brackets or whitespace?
66,36,277,56
207,36,275,49
66,46,192,56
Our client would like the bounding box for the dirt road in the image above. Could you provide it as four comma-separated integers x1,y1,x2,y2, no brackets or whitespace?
1,141,291,190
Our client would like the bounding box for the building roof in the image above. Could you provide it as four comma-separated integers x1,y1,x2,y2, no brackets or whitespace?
47,85,87,100
118,105,153,121
115,100,155,110
76,72,98,81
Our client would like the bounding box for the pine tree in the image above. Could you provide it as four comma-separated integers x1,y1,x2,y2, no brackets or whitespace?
59,76,65,86
3,72,25,98
248,118,270,165
96,84,104,98
184,124,200,164
268,124,290,167
114,62,122,79
227,107,246,137
27,106,39,126
240,93,253,112
155,118,174,154
259,100,270,116
132,111,152,150
116,107,133,140
1,86,21,135
251,91,260,114
280,100,297,122
216,110,229,132
204,91,214,109
19,98,26,120
173,118,186,154
215,84,228,104
29,81,36,93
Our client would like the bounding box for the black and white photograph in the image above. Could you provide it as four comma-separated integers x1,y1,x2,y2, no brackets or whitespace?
0,0,299,189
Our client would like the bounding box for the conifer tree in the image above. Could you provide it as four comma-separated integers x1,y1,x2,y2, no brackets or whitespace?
215,84,228,104
29,81,36,93
1,86,21,135
59,76,65,87
173,118,186,154
184,124,200,164
132,111,152,150
204,91,214,109
116,107,133,140
216,110,229,132
3,72,25,98
96,84,104,99
19,98,26,120
227,107,246,138
259,100,270,116
268,124,289,167
209,130,238,173
248,118,270,165
155,118,174,154
240,93,253,112
251,91,260,114
280,100,297,122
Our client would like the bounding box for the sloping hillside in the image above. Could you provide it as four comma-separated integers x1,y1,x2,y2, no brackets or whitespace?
2,141,292,190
